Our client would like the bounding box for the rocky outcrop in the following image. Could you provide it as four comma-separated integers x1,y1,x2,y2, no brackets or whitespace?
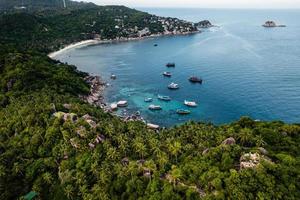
195,20,213,28
240,153,261,169
53,111,77,122
82,75,107,108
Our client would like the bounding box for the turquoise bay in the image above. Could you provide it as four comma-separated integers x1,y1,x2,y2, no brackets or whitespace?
54,8,300,127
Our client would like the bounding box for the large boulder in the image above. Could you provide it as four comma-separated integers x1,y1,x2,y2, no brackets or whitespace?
221,137,236,145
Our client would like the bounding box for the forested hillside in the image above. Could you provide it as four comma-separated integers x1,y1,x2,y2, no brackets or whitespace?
0,1,300,200
0,0,96,11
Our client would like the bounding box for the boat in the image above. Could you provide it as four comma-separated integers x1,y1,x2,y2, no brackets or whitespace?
154,44,158,47
117,100,128,107
189,76,203,84
149,105,162,110
184,100,197,107
111,74,117,79
110,103,118,111
162,72,172,77
158,95,171,101
168,82,179,89
176,109,191,115
144,98,153,102
166,63,175,67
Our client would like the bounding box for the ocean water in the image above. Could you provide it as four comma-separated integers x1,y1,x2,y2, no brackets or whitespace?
54,8,300,127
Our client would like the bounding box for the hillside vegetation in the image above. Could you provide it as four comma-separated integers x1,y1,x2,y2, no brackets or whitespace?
0,2,300,200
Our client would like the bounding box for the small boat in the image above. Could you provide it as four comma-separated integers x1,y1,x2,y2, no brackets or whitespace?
158,95,171,101
149,105,162,110
162,72,172,77
166,63,175,67
189,76,203,84
117,100,128,107
110,103,118,111
154,44,158,47
168,82,179,89
184,100,197,107
111,74,117,79
176,109,191,115
144,98,153,102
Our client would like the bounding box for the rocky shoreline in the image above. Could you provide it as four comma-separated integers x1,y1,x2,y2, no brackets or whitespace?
81,75,147,125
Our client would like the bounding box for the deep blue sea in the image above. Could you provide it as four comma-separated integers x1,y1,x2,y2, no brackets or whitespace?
54,8,300,127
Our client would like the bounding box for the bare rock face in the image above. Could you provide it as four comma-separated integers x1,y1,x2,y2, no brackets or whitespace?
258,147,268,155
240,153,261,169
221,137,236,145
121,157,129,166
202,148,210,155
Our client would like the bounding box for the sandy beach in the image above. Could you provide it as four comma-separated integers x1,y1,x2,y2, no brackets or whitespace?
47,31,200,59
48,39,102,58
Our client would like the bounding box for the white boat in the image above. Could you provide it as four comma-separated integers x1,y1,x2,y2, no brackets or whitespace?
149,104,162,110
117,100,128,107
162,72,172,77
158,95,171,101
184,100,197,107
168,82,179,89
144,98,153,102
110,103,118,111
111,74,117,79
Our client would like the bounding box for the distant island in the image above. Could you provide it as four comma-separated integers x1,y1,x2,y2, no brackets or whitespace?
263,20,286,27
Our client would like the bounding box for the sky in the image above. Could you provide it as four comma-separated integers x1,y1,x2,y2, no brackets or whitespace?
76,0,300,8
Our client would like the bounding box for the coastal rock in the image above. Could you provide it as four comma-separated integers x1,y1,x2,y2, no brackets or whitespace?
221,137,236,145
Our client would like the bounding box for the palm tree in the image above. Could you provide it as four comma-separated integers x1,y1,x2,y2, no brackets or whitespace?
168,141,182,163
42,172,53,185
64,185,74,200
238,128,253,146
169,165,182,187
133,137,146,159
255,135,266,147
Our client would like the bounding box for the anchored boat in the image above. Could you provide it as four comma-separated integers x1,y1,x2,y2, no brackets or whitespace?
189,76,203,84
168,82,179,89
149,105,162,110
176,109,191,115
111,74,117,80
163,72,172,77
117,100,128,107
158,95,171,101
144,98,153,102
184,100,197,107
166,63,175,67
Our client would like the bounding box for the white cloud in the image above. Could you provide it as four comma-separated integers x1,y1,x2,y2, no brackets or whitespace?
77,0,300,8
